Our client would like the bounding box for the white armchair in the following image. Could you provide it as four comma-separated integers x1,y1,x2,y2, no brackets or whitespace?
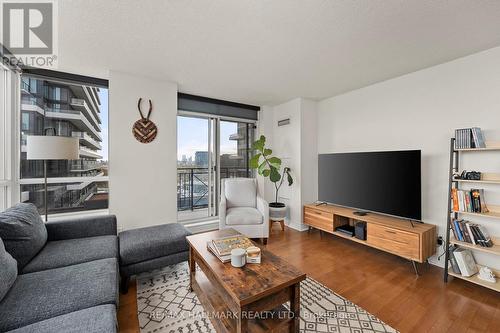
219,178,270,243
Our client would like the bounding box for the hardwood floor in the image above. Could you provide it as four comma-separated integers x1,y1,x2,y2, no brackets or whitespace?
118,226,500,333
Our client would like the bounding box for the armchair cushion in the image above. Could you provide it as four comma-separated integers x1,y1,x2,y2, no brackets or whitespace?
0,203,47,270
224,178,256,208
226,207,263,225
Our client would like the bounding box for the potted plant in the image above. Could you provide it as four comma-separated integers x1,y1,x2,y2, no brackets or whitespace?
249,135,293,221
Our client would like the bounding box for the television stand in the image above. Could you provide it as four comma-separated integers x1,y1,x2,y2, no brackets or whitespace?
303,203,436,274
353,211,367,216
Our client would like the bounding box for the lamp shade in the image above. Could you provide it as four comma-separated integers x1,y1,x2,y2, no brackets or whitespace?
26,136,80,160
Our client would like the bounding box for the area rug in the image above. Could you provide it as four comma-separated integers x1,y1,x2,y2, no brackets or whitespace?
136,262,397,333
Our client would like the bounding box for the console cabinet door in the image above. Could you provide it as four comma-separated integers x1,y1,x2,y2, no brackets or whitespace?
303,208,333,232
367,224,420,260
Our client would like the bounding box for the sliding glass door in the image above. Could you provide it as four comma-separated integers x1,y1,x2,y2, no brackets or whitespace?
177,115,255,222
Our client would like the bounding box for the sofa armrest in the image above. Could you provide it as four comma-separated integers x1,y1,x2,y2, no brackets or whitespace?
46,215,117,241
257,194,269,237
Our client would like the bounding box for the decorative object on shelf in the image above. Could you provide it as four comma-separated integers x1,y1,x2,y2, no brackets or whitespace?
249,135,293,221
478,266,497,283
454,170,481,180
230,248,246,267
133,98,157,143
26,129,79,222
453,248,478,277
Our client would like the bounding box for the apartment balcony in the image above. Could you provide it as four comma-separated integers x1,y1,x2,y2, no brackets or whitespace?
69,86,101,122
21,96,44,115
79,147,103,159
72,131,102,150
229,133,244,140
69,160,102,173
70,98,101,127
45,108,102,141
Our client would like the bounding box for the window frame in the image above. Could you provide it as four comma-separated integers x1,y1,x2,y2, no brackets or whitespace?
0,63,20,211
18,71,109,218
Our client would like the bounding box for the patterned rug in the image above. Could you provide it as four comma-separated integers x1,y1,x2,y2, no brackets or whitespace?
136,262,397,333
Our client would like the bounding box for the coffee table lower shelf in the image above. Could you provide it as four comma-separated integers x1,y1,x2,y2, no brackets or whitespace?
192,269,294,333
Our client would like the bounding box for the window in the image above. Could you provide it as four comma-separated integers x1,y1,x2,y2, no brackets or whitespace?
177,115,255,222
19,73,109,215
0,65,19,212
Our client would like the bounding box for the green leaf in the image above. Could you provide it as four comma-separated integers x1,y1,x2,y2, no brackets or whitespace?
252,138,264,152
269,166,281,183
262,169,270,177
268,157,281,169
249,153,261,169
263,148,272,156
258,161,267,175
285,168,293,186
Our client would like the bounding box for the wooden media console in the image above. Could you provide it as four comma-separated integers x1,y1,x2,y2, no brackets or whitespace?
303,204,437,273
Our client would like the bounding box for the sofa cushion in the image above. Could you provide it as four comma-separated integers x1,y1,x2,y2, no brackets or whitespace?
226,207,263,225
0,238,17,302
224,178,256,208
5,305,117,333
22,235,118,273
0,258,118,332
119,223,191,266
0,203,47,270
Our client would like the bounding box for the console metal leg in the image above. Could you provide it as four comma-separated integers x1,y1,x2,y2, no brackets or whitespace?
411,261,420,276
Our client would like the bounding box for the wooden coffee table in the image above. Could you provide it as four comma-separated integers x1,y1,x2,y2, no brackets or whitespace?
186,228,306,333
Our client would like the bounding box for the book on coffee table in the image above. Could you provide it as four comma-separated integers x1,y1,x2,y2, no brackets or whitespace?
212,235,253,256
207,241,232,263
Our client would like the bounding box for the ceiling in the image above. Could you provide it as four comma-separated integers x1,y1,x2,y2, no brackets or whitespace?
58,0,500,106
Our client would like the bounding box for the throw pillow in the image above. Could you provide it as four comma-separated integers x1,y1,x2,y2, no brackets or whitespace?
0,203,47,270
0,238,17,301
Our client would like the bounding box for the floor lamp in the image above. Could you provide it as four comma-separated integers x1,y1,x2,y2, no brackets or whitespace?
26,134,80,222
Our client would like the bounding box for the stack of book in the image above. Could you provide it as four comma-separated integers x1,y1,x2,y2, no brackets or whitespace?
451,188,488,213
454,127,486,149
451,219,494,247
207,235,254,263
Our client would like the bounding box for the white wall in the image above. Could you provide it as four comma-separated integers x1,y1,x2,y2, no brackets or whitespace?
317,46,500,268
109,71,178,231
260,98,317,231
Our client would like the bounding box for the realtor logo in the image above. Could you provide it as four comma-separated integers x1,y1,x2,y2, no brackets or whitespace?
1,0,58,67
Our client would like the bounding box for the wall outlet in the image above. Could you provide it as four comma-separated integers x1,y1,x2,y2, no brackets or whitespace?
437,236,444,246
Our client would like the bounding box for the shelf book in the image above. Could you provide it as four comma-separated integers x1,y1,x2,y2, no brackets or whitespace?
454,127,486,149
444,134,500,293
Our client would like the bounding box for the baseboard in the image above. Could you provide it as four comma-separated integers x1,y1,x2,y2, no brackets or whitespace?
287,223,309,232
183,220,219,234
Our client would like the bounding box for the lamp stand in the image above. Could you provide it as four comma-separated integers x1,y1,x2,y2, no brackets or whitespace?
44,159,48,222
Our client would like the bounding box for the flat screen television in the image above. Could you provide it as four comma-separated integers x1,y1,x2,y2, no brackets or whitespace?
318,150,421,220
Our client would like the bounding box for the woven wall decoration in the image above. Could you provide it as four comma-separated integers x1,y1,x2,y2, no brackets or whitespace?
133,98,158,143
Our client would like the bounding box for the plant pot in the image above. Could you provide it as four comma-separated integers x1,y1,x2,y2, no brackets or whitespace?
269,202,287,221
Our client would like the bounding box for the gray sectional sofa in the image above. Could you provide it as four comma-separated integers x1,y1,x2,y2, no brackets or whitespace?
0,203,118,333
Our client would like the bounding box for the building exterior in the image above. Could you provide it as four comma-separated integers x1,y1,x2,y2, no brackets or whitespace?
194,151,208,167
20,75,108,214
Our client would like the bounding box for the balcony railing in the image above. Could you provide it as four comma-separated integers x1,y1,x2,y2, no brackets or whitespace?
177,167,251,212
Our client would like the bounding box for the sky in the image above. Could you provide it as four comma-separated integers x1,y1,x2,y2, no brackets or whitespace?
177,116,239,161
98,89,109,161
